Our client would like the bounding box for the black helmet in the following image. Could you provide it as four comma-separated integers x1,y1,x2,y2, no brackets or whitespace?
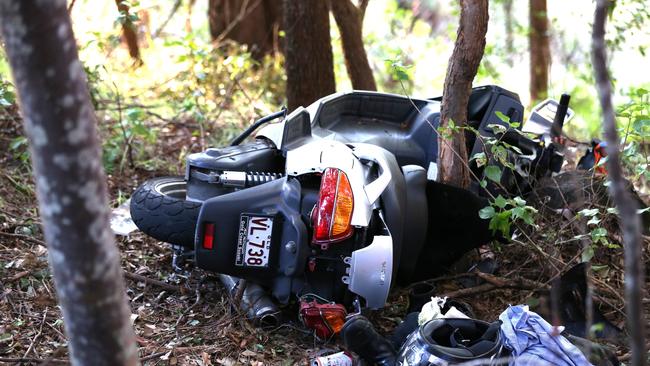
397,318,506,365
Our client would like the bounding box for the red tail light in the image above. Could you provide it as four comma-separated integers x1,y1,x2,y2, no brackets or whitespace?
312,168,354,248
202,223,215,249
299,299,347,339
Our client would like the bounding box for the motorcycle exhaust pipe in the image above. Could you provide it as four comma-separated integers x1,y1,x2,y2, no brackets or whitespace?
218,274,281,328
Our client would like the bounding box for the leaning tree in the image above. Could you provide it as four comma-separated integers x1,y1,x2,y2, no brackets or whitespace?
437,0,489,188
592,0,646,364
0,1,139,365
331,0,377,91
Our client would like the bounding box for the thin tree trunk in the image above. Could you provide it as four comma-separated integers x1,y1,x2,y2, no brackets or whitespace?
503,0,514,66
0,1,139,365
592,1,647,365
529,0,550,103
331,0,376,91
208,0,281,59
115,0,142,64
438,0,488,188
283,0,336,110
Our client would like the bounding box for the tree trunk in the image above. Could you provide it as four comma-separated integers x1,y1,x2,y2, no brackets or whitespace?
208,0,282,59
592,1,647,365
0,1,139,365
116,0,142,64
283,0,336,110
437,0,488,188
331,0,376,91
503,0,514,66
529,0,550,103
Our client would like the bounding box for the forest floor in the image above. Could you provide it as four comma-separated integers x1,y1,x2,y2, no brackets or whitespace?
0,105,649,365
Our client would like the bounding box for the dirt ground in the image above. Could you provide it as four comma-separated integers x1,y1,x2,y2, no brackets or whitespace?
1,107,649,365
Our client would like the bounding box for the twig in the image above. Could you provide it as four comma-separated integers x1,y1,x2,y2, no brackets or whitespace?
442,283,496,298
7,270,31,282
441,272,551,299
67,0,77,13
123,271,181,293
174,278,204,340
139,351,168,362
213,0,262,45
0,231,46,247
475,272,550,291
110,81,135,170
153,0,183,38
22,306,48,358
0,357,67,365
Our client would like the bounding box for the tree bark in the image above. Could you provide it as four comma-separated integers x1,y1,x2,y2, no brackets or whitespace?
592,1,646,365
115,0,142,64
529,0,550,103
283,0,336,110
331,0,376,91
208,0,282,59
0,1,139,365
437,0,488,188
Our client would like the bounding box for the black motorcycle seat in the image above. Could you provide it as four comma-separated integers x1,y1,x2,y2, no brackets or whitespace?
396,165,428,284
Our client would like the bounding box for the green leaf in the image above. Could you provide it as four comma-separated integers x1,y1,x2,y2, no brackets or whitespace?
587,217,601,226
470,152,487,167
489,211,512,237
591,264,609,272
487,123,507,134
579,208,600,217
494,111,510,124
513,196,527,206
493,195,508,209
581,245,594,262
478,206,496,219
525,297,540,308
10,136,27,150
484,165,502,183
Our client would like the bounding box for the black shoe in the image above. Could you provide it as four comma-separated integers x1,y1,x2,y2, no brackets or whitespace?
341,315,396,366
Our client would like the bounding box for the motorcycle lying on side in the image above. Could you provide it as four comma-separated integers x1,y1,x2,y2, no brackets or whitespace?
130,85,572,335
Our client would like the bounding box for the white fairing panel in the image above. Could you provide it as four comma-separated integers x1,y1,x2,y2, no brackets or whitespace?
348,234,393,309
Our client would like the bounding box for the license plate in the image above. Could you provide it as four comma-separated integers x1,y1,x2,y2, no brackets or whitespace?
236,215,273,267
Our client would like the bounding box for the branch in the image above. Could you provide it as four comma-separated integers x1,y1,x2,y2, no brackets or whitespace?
592,0,646,364
358,0,369,21
153,0,183,38
441,273,549,298
68,0,77,13
123,271,182,293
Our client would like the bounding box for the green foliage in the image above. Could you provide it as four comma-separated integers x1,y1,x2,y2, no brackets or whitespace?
0,77,15,106
479,195,537,237
115,1,140,27
384,55,415,94
574,207,623,262
617,86,650,185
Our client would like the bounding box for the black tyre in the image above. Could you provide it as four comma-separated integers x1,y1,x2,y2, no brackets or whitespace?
130,176,201,248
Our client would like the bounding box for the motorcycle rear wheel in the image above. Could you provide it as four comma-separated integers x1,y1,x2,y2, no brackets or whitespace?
130,176,201,248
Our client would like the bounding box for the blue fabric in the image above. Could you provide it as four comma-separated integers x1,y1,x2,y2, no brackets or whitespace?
499,305,592,366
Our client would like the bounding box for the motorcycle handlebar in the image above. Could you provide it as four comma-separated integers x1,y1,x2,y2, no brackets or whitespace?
551,94,571,139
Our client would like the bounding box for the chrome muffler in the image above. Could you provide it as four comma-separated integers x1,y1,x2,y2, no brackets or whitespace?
218,274,281,328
